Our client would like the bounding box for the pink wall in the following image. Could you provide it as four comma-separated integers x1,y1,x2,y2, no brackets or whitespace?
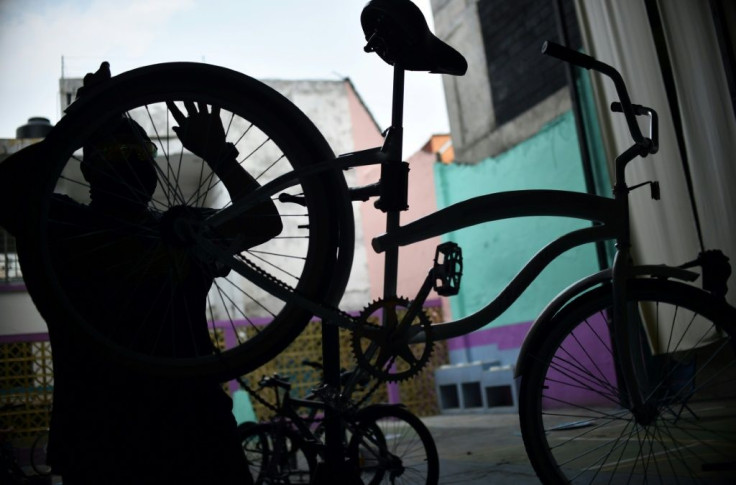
345,80,384,151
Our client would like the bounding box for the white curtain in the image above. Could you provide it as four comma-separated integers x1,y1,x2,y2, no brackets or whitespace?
575,0,736,308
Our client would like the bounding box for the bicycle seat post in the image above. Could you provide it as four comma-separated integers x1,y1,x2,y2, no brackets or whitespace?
385,63,405,161
381,63,407,299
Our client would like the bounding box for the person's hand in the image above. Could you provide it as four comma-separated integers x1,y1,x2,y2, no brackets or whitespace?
166,101,235,167
76,62,111,99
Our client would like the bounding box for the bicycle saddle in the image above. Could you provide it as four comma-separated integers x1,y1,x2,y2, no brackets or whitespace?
361,0,467,76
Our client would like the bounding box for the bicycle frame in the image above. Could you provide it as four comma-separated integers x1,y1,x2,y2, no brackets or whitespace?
380,189,624,335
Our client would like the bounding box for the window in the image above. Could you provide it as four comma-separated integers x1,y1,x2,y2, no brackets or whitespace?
1,228,22,284
477,0,582,126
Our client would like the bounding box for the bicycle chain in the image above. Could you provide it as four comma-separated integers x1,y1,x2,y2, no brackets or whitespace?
237,253,358,328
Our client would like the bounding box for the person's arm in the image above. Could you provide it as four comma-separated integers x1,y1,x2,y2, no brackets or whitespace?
166,101,282,249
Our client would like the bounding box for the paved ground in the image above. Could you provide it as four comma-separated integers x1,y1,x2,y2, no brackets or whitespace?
31,412,539,484
421,412,540,484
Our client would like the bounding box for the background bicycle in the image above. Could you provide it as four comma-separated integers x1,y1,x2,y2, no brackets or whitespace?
237,363,439,485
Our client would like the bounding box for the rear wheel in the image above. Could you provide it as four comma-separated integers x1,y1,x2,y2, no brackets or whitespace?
519,279,736,483
21,63,354,380
349,405,439,485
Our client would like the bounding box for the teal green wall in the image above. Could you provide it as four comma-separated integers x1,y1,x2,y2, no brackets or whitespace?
434,111,602,329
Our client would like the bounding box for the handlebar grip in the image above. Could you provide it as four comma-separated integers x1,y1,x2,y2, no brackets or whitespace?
541,41,597,70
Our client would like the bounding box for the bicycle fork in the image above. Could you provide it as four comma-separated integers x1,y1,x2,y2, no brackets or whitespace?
609,154,654,422
610,246,649,418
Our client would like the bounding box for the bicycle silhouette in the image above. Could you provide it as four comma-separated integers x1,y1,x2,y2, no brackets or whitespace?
237,361,438,484
13,0,736,482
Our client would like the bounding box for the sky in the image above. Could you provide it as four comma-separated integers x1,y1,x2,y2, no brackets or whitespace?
0,0,451,157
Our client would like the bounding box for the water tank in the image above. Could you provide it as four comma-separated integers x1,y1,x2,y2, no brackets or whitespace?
16,117,53,139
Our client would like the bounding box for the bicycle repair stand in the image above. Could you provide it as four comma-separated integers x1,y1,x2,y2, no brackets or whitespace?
311,321,362,484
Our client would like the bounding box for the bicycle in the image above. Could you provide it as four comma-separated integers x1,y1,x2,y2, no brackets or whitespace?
237,363,439,484
0,404,53,484
11,0,736,482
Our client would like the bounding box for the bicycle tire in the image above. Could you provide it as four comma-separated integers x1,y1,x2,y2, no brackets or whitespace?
30,430,51,476
19,63,354,380
238,421,316,484
238,422,271,484
348,404,439,485
519,279,736,484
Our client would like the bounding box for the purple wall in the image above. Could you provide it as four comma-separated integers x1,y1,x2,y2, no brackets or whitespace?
540,312,617,408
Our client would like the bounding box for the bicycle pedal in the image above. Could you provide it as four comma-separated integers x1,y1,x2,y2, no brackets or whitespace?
433,242,463,296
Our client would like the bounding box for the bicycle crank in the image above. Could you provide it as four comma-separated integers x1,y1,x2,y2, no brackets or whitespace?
351,297,433,382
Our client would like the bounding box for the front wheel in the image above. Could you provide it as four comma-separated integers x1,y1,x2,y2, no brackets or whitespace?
519,279,736,484
21,63,355,380
348,405,439,485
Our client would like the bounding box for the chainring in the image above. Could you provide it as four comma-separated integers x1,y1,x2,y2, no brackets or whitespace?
351,297,434,382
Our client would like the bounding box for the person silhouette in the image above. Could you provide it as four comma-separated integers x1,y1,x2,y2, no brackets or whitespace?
0,63,281,484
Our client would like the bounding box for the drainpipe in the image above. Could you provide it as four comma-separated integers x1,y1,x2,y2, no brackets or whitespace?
552,0,610,271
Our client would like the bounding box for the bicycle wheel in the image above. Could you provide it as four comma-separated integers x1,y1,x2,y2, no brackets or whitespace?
238,421,316,484
519,279,736,484
30,430,51,476
348,405,439,485
20,63,354,380
239,423,271,484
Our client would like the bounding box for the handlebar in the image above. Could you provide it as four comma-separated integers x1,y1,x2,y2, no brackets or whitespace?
259,374,291,391
542,41,657,157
